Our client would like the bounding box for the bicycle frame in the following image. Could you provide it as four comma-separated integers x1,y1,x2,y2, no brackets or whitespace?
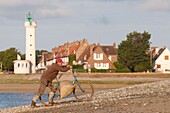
56,69,85,93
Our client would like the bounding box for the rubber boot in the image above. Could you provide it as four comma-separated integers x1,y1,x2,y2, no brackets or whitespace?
31,101,40,108
48,91,55,106
31,95,40,108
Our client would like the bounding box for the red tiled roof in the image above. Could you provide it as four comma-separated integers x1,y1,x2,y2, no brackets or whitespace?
39,39,88,63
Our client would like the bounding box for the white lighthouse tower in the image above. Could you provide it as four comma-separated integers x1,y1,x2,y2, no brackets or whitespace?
25,12,37,73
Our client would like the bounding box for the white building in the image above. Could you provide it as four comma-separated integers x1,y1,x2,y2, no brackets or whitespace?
13,60,31,74
153,47,170,73
13,12,37,74
25,13,37,73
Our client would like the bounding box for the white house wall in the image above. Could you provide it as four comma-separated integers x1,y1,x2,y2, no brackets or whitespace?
154,48,170,73
13,60,30,74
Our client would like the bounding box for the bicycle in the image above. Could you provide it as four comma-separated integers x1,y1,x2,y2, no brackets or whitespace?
39,69,94,106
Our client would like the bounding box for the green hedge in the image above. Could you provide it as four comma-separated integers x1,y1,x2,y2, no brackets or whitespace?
115,68,131,73
134,64,147,72
91,68,107,73
75,69,88,73
72,65,83,69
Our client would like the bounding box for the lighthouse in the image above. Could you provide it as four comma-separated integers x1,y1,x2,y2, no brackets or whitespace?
25,12,37,73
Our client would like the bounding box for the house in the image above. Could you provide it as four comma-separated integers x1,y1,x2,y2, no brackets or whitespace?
36,39,89,72
153,47,170,73
13,54,32,74
77,43,117,70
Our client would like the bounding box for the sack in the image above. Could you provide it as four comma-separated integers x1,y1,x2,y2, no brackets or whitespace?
59,81,74,99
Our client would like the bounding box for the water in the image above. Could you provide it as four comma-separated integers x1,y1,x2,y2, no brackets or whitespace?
0,93,48,109
0,93,74,109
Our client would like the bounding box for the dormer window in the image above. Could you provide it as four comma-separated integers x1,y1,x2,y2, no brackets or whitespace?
84,55,87,60
94,53,103,60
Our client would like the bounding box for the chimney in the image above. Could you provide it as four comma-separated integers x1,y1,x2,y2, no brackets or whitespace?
113,42,116,48
42,52,48,66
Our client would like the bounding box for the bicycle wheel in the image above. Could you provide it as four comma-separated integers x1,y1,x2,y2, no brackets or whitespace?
73,81,94,102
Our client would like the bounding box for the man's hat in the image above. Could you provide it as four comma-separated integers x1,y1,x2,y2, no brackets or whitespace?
56,58,63,63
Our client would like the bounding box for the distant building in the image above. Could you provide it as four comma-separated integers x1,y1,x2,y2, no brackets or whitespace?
77,43,117,70
13,60,31,74
36,39,89,72
153,47,170,73
13,12,37,74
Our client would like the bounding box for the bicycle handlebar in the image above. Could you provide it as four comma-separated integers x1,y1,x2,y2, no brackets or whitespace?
57,68,75,80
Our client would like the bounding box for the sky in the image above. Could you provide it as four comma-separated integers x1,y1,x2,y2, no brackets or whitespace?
0,0,170,54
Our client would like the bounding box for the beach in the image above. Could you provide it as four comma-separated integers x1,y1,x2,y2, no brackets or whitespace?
0,73,170,113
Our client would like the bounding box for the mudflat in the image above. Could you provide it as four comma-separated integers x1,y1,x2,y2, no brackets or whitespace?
0,73,169,93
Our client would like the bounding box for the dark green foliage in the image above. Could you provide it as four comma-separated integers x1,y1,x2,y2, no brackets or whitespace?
21,54,25,60
118,31,151,72
72,64,83,69
113,61,124,69
68,55,76,65
106,69,115,73
0,51,5,62
134,64,147,72
74,69,88,73
36,50,49,65
115,68,131,73
91,68,108,73
0,48,20,71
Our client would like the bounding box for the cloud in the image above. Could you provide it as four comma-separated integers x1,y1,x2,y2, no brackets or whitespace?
36,6,72,18
139,0,170,11
0,0,73,20
0,0,44,7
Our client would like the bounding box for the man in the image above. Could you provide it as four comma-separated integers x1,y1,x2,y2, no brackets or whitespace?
31,58,72,108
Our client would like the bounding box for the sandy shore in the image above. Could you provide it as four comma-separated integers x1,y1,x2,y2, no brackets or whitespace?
0,84,129,94
1,73,170,113
1,80,170,113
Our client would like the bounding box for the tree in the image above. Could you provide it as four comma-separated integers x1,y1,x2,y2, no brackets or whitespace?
117,31,151,72
69,55,76,65
0,51,5,62
36,50,49,65
1,48,20,71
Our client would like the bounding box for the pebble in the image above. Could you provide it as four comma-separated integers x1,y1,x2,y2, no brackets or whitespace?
1,80,170,113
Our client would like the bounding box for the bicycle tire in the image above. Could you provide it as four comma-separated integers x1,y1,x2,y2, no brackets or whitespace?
73,81,94,102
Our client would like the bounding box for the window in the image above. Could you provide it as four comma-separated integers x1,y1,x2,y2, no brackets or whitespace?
18,63,20,67
84,55,87,60
96,54,100,59
30,54,32,56
30,44,32,46
103,63,106,67
26,63,27,68
165,55,169,60
100,53,103,60
94,53,103,60
157,64,161,68
30,35,32,37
